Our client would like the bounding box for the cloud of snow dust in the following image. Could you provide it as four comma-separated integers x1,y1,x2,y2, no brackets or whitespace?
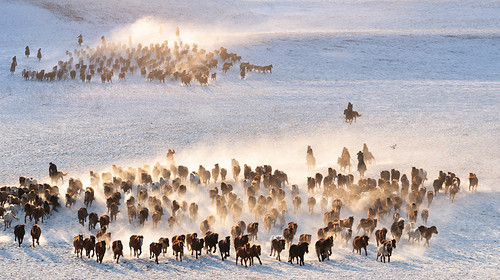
29,100,492,266
48,120,490,263
106,16,254,51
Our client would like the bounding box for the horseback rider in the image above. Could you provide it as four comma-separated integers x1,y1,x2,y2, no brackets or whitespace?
78,34,83,46
10,56,17,73
347,102,353,114
10,61,16,73
307,145,313,156
49,162,58,178
341,147,351,164
338,147,352,172
344,102,361,124
362,143,375,164
357,151,365,165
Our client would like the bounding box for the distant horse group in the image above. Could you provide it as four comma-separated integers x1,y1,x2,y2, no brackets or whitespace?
16,32,273,87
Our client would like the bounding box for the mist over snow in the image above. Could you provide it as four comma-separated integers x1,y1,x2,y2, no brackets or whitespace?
0,0,499,279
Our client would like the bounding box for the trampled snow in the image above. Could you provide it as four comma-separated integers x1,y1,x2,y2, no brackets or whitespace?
0,0,499,279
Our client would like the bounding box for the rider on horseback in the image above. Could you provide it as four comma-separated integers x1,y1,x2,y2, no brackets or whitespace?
307,145,313,156
338,147,351,172
49,162,58,178
344,102,361,124
78,34,83,46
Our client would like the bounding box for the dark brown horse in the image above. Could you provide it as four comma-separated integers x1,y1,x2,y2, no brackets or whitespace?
357,151,367,178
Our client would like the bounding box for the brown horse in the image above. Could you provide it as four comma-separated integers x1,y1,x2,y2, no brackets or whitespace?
357,151,367,178
337,158,350,174
344,109,362,124
468,173,478,192
50,171,68,185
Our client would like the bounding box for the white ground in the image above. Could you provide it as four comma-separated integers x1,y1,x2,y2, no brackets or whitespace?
0,0,499,279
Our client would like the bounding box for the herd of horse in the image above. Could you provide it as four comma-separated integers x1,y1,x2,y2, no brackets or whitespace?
1,145,479,268
16,33,272,86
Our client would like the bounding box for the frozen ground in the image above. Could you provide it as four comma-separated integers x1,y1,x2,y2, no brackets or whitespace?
0,0,499,279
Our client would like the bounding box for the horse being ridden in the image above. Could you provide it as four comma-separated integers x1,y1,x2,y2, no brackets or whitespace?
10,61,16,73
362,143,375,164
338,147,351,172
344,102,361,124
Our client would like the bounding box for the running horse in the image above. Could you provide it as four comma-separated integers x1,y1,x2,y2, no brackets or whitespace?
344,109,362,124
337,147,351,172
357,151,367,178
306,146,316,170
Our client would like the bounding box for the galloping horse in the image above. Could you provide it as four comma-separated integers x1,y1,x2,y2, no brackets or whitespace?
344,109,362,124
306,146,316,170
357,151,367,178
338,147,351,172
362,143,375,164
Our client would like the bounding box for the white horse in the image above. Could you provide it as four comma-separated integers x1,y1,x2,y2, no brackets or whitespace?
4,211,18,230
306,153,316,170
408,227,421,243
189,172,200,188
279,210,286,229
340,228,352,247
376,243,392,263
6,204,21,215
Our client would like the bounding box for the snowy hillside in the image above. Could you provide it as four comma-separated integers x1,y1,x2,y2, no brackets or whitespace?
0,0,499,279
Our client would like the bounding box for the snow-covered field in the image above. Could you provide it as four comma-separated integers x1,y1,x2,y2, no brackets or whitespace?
0,0,499,279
